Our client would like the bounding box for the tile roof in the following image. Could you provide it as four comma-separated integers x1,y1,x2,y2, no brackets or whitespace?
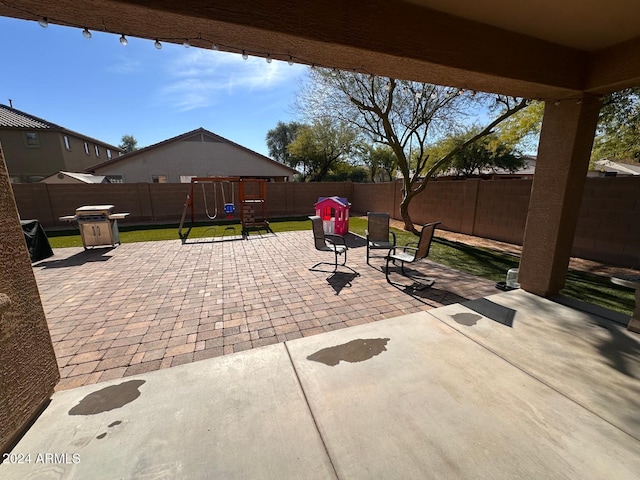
0,104,60,129
0,104,122,151
87,127,298,174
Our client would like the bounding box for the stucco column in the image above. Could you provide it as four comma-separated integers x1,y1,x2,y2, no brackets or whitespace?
519,95,601,296
0,144,59,454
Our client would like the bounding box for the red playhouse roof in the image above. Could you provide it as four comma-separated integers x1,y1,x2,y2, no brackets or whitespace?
315,196,350,207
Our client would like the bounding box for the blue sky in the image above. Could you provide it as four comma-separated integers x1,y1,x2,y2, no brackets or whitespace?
0,17,308,156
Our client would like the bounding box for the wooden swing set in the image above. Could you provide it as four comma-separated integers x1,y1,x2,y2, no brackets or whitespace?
178,177,270,242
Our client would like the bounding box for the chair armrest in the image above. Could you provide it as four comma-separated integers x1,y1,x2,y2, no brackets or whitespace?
325,234,347,246
399,245,418,254
365,229,370,241
389,231,396,245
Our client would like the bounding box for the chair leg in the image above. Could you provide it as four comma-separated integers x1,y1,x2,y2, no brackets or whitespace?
366,245,370,265
385,256,393,284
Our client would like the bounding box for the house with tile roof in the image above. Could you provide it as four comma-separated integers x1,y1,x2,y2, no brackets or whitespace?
0,104,123,183
87,127,298,183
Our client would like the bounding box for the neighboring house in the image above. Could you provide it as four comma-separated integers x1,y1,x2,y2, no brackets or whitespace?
87,128,298,183
40,171,111,184
590,159,640,176
0,104,123,183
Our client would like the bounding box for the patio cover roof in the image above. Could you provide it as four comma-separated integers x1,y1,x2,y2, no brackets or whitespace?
0,0,639,99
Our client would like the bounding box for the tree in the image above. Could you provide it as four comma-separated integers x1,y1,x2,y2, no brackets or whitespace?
119,134,138,153
298,69,528,233
592,87,640,162
286,117,357,182
359,144,397,182
493,91,640,164
266,121,304,168
431,129,525,177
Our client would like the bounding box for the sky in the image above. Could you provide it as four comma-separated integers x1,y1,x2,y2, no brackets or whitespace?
0,16,309,157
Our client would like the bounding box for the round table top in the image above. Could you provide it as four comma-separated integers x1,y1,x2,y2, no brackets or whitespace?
611,275,640,290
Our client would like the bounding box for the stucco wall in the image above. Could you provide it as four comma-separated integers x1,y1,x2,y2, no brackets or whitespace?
92,136,294,182
0,130,65,182
0,145,59,454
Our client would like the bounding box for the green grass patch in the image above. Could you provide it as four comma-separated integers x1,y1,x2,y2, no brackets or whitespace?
350,219,634,317
46,216,634,317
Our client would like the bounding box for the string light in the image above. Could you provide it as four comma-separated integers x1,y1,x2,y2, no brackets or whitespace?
11,4,632,107
19,6,377,75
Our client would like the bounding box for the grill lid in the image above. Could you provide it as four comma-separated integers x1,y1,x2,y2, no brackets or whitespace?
75,205,115,216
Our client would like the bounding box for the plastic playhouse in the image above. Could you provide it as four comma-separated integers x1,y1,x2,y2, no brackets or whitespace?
314,196,350,235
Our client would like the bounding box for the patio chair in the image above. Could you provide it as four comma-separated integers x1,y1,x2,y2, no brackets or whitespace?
385,222,441,289
366,212,396,265
309,216,358,275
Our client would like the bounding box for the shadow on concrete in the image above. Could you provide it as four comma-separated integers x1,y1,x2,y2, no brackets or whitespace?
462,298,516,327
36,248,114,269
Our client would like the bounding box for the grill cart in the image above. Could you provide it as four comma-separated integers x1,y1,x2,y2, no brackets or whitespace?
60,205,129,249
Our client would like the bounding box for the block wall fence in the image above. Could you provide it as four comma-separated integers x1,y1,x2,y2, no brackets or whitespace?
11,177,640,268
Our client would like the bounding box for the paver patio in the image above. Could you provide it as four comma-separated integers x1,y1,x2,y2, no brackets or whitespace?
33,230,498,391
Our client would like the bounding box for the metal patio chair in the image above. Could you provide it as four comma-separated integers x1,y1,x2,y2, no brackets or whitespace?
366,212,396,265
309,216,358,275
385,222,441,289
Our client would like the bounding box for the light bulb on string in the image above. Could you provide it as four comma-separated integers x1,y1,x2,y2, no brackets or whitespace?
154,39,162,49
266,55,272,64
212,43,219,51
38,17,48,28
119,34,128,46
287,56,294,66
82,28,92,39
183,39,190,48
242,51,248,60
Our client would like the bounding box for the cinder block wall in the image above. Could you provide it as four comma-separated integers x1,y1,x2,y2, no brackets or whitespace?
1,148,59,454
473,179,532,244
11,177,640,268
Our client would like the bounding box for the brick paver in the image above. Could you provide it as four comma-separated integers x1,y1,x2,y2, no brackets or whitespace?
33,231,497,390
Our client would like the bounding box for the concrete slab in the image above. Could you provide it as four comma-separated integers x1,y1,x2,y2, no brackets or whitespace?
429,290,640,439
287,313,640,479
1,344,336,480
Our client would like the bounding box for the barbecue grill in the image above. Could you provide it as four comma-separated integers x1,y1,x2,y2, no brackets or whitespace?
60,205,129,249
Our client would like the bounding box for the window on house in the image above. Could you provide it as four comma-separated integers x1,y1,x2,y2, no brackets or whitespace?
63,135,71,150
25,132,40,147
84,142,90,155
106,149,112,159
151,175,168,183
9,176,20,184
180,175,196,183
94,145,100,157
106,175,124,183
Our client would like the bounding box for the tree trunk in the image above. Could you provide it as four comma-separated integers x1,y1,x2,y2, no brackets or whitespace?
399,189,420,235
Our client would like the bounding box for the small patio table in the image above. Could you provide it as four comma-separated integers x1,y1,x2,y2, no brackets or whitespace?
611,275,640,333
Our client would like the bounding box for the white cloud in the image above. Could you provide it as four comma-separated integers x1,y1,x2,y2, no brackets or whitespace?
159,49,307,111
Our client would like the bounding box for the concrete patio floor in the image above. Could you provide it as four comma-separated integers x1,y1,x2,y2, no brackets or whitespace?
2,290,638,479
33,231,498,391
